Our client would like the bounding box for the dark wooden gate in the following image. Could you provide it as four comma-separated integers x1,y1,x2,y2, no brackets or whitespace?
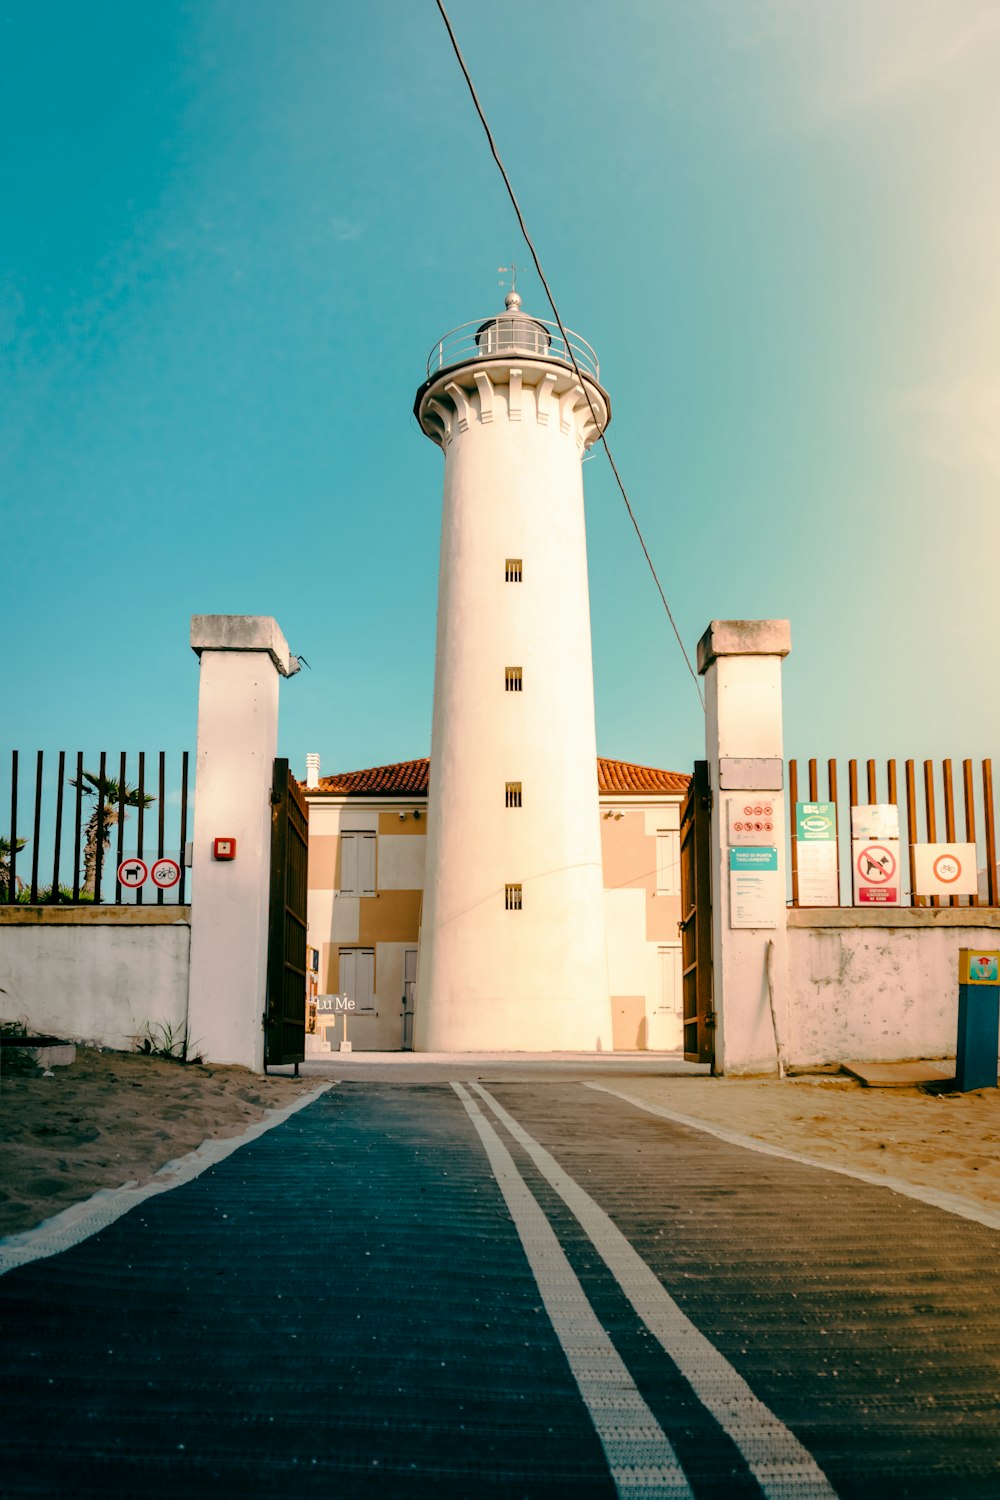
265,758,309,1071
680,760,715,1069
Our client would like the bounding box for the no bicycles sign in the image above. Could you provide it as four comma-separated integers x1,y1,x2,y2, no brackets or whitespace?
116,856,182,892
913,843,978,898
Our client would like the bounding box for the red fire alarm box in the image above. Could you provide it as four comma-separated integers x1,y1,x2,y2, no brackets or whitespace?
213,837,237,860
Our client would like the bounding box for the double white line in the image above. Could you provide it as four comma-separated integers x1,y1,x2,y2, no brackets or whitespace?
453,1082,838,1500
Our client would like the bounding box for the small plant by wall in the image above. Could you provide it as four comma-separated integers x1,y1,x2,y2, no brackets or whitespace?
133,1021,203,1066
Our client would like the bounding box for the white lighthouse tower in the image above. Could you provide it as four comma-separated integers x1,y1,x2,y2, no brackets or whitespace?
413,291,612,1051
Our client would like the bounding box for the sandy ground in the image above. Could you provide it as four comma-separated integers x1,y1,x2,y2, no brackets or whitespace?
0,1048,316,1237
593,1074,1000,1213
2,1050,998,1239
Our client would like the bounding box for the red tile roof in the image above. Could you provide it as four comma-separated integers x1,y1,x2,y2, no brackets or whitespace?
597,758,690,794
311,758,431,795
306,756,688,797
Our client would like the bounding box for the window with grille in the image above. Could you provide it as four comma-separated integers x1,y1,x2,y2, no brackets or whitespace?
505,781,522,808
505,883,523,910
505,667,523,692
505,558,523,582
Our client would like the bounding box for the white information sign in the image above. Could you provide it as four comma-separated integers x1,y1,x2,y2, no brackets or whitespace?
795,802,839,906
797,843,839,907
852,840,902,905
851,804,900,841
729,847,778,929
913,843,978,897
727,797,776,847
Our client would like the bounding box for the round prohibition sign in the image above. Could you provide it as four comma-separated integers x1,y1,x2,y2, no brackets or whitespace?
117,858,148,889
150,858,181,889
932,853,962,884
857,844,895,883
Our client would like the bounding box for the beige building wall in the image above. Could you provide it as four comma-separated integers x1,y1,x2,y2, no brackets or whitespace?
600,799,684,1051
306,800,425,1052
305,780,683,1053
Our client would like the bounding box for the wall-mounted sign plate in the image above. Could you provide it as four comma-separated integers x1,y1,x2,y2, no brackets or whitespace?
729,846,778,928
727,796,776,846
719,757,783,791
851,804,900,841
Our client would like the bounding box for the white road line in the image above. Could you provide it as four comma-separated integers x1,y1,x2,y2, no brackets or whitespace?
471,1082,839,1500
587,1082,1000,1234
452,1082,693,1500
0,1084,332,1275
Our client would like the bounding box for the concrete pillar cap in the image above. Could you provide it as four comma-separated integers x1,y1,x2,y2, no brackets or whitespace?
697,619,791,675
190,615,293,676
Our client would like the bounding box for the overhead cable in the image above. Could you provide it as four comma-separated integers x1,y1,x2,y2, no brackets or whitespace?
434,0,705,711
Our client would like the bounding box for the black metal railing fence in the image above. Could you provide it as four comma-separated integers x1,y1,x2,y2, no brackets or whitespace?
3,750,190,906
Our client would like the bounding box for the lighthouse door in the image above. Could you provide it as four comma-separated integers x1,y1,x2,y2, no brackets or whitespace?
679,760,715,1069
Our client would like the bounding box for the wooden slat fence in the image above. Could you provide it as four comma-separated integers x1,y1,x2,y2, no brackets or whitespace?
788,757,998,909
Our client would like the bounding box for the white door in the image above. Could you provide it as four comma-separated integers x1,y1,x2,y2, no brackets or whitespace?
402,948,417,1049
646,946,682,1051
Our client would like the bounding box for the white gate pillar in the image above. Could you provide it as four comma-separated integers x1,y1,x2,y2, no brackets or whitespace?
697,620,791,1075
187,615,295,1070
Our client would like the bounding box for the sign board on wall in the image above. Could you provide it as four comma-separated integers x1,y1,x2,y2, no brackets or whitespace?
727,797,776,847
719,757,783,791
852,840,902,905
851,804,900,841
795,802,838,906
729,847,778,929
913,843,978,897
959,950,1000,985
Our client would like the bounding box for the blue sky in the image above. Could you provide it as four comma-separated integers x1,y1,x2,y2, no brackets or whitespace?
4,0,999,794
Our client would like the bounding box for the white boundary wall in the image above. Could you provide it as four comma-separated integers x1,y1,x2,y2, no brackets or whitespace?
0,909,190,1052
699,616,1000,1074
1,614,295,1069
786,909,1000,1065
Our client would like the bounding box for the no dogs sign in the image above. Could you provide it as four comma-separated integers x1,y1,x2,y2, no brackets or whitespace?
852,841,901,905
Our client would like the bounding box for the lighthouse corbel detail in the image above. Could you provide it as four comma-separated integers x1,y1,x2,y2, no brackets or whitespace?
413,293,613,1052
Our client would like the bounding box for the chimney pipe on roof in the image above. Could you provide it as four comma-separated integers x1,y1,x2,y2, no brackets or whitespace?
305,752,320,790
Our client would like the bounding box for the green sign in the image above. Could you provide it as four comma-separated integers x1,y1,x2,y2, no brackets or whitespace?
796,802,836,842
729,847,779,872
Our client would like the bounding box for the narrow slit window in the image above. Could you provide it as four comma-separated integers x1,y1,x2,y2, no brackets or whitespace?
505,883,523,911
505,781,522,808
505,667,523,692
505,558,523,582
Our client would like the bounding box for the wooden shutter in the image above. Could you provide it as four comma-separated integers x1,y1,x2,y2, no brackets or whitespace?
357,948,375,1010
359,833,377,896
340,833,358,895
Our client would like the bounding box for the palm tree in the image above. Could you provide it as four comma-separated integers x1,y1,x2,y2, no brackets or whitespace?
0,834,27,899
69,772,155,895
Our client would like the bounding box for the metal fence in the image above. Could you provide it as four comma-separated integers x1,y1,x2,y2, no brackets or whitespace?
788,757,998,908
3,750,191,906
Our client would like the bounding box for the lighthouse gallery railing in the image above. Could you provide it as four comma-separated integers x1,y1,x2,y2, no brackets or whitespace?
425,316,600,382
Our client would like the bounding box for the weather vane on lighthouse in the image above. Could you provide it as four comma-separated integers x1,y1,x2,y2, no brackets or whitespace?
497,262,521,306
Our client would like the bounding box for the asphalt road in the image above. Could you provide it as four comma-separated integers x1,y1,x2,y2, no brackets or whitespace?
1,1078,998,1498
